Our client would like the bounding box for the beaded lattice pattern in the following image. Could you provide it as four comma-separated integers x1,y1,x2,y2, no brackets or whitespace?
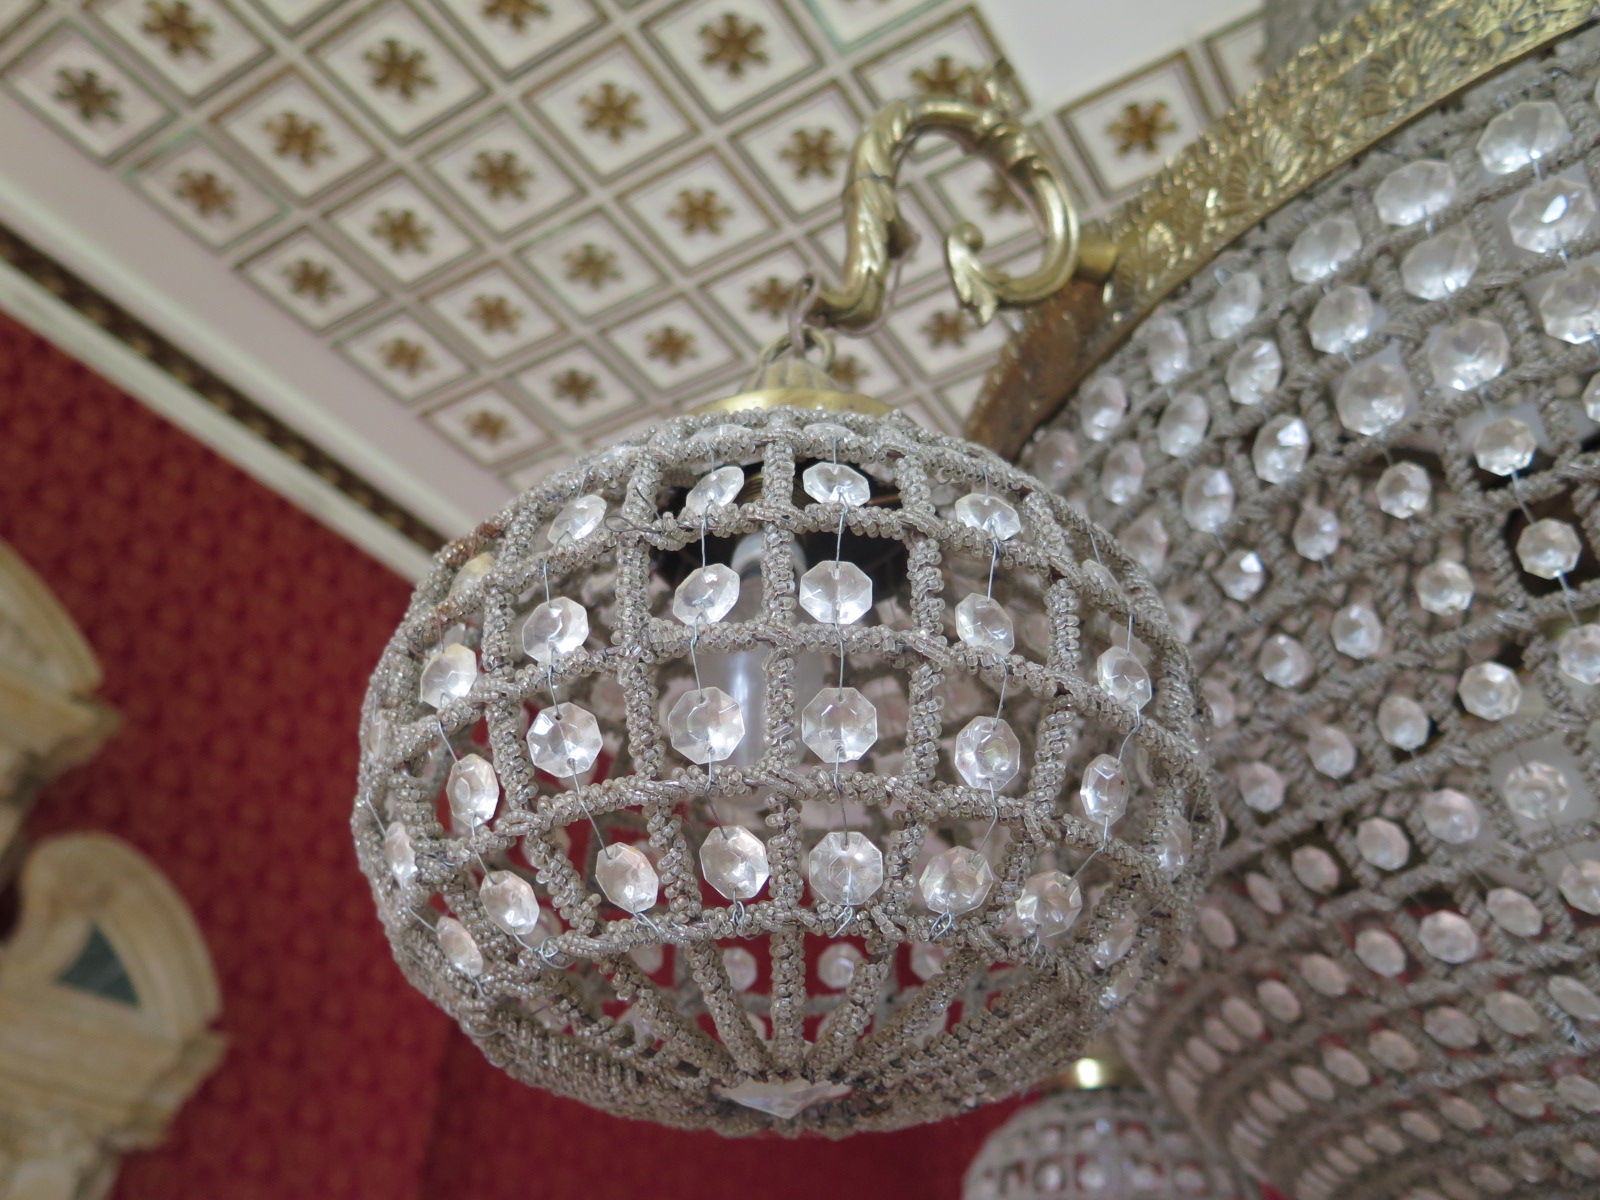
1022,30,1600,1200
962,1087,1253,1200
353,403,1214,1135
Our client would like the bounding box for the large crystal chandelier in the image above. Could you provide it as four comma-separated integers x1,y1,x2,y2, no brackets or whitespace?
352,67,1216,1135
968,2,1600,1196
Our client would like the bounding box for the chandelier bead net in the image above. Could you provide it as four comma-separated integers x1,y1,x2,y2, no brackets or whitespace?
354,404,1216,1135
1021,31,1600,1200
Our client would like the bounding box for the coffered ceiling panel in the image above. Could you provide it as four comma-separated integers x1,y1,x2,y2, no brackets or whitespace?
0,0,1262,575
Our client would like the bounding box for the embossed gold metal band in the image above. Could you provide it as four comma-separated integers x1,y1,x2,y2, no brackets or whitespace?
965,0,1597,457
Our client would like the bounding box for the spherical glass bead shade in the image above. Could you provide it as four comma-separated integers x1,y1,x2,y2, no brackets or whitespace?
1019,40,1600,1200
962,1086,1252,1200
354,405,1215,1137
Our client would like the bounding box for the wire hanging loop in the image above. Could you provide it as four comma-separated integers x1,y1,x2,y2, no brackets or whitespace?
803,60,1081,333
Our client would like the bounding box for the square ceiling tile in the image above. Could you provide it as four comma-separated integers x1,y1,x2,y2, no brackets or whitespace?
425,263,563,361
239,226,383,330
426,385,549,464
339,309,471,399
828,334,904,396
934,366,987,422
512,341,642,430
434,0,602,78
422,107,584,237
880,282,1008,379
855,7,1003,108
0,0,41,41
1059,51,1211,199
130,131,282,248
314,0,486,142
1207,13,1266,103
5,25,171,160
525,38,695,181
800,0,940,51
808,182,944,289
215,68,379,200
604,295,738,393
517,207,665,320
621,149,775,273
328,172,478,284
701,242,810,349
91,0,268,99
646,0,818,118
733,82,859,220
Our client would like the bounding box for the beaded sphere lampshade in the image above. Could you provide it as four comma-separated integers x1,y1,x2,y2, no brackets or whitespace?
352,382,1216,1134
962,1084,1255,1200
1005,20,1600,1200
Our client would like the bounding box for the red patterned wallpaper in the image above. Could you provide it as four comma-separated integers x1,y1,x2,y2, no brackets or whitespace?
0,308,1041,1200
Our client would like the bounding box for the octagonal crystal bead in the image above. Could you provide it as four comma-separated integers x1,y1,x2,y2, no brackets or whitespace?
1357,817,1410,870
1504,760,1569,821
1157,815,1192,878
919,846,994,915
818,942,864,988
420,643,477,709
1375,461,1431,518
1079,376,1127,440
955,493,1022,540
1208,271,1262,338
1419,912,1479,962
1124,511,1168,572
1252,415,1311,484
799,560,872,624
700,826,769,900
1552,975,1600,1020
1216,549,1265,600
684,466,744,517
527,703,602,777
803,462,870,506
1425,1007,1480,1049
481,870,540,936
1477,100,1570,174
448,551,495,598
1417,559,1474,614
1026,429,1079,490
1355,930,1406,977
1293,505,1341,561
549,493,606,544
668,686,744,764
801,686,877,763
1509,176,1597,252
1143,314,1191,384
1237,761,1284,812
1292,846,1340,893
955,593,1014,655
1010,871,1081,941
521,597,588,663
1225,338,1282,406
1558,623,1600,683
1260,633,1312,689
954,716,1022,789
1288,216,1361,283
808,831,882,906
1182,466,1235,532
1375,159,1456,225
447,753,499,827
1473,416,1537,476
1459,662,1520,720
1560,860,1600,914
1485,991,1542,1036
674,562,742,626
385,822,417,886
1486,887,1543,937
1518,519,1581,578
1309,286,1376,354
1156,391,1209,457
1430,317,1509,391
1098,645,1152,710
1540,263,1600,343
1403,226,1479,299
721,945,757,991
597,843,658,913
1308,725,1356,777
1378,694,1430,750
1100,442,1145,505
1422,788,1481,843
1336,361,1409,435
437,916,482,977
1081,753,1129,825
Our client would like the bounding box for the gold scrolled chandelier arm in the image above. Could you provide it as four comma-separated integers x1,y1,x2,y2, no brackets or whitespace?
804,63,1096,333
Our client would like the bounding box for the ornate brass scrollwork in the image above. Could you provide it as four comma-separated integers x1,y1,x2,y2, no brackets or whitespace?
804,62,1090,333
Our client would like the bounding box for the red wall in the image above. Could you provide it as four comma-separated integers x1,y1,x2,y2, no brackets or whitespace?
1,310,1020,1200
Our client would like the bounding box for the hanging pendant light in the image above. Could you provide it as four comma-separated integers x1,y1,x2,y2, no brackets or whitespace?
352,65,1217,1135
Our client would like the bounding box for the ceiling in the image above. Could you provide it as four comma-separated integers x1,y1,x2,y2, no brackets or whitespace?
0,0,1260,575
